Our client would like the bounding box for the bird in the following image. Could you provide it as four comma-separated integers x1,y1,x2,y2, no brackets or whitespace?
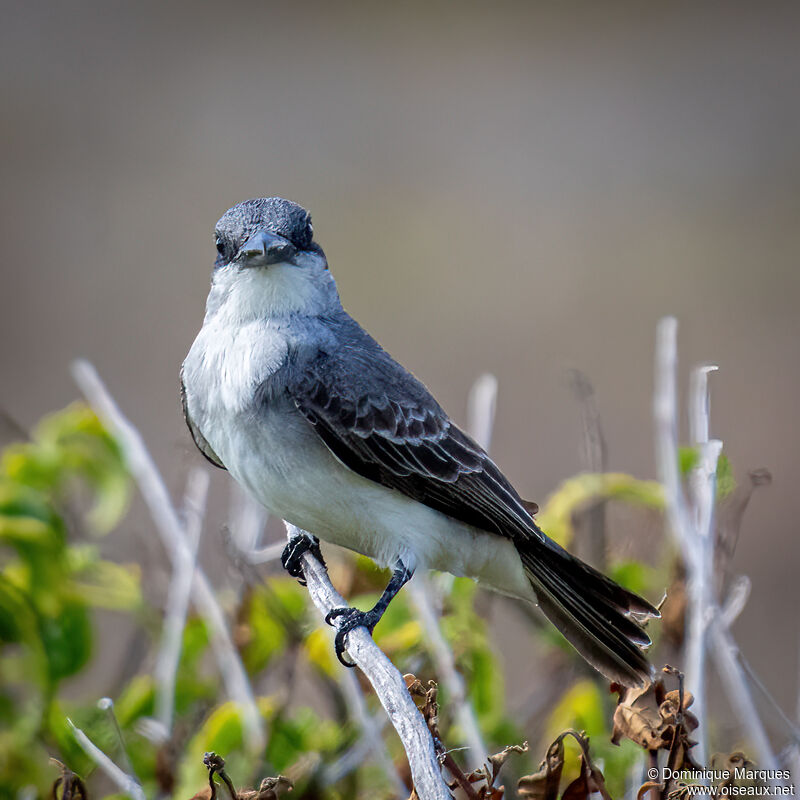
181,197,658,687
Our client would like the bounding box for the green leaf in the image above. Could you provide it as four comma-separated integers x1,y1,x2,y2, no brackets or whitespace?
303,627,336,677
194,702,245,753
608,560,657,598
39,601,92,682
69,558,142,611
466,644,505,720
716,453,736,499
0,577,29,642
545,680,605,740
536,473,664,547
115,674,156,728
678,446,699,475
3,404,131,535
241,586,289,673
266,707,342,771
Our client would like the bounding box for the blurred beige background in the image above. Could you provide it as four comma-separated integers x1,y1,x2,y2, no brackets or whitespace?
2,0,798,728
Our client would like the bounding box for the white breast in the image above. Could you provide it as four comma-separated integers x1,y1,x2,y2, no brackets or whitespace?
182,276,532,605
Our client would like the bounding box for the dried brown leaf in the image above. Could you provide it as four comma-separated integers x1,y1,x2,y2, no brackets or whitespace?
713,752,762,791
487,741,529,783
612,683,667,749
613,674,700,768
636,781,662,800
560,772,589,800
50,760,88,800
517,737,565,800
252,776,293,799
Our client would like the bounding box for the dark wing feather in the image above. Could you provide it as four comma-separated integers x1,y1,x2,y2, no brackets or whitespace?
284,320,657,687
180,373,226,470
286,329,542,545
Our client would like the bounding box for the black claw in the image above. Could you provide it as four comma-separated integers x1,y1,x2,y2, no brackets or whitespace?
280,533,325,586
324,606,382,667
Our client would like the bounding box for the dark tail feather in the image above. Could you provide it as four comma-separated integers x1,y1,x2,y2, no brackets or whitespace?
517,537,659,687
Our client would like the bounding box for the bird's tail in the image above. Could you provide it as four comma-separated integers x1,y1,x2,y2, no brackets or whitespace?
517,535,659,687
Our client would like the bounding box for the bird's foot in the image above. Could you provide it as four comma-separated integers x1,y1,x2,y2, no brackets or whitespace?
281,532,325,586
324,606,384,667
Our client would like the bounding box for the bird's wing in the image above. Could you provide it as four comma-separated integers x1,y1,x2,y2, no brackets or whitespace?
285,323,542,544
180,372,226,470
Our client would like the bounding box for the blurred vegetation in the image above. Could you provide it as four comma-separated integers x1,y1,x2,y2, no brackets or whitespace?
1,403,770,800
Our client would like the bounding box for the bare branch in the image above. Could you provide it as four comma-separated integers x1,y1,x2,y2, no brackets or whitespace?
684,363,722,765
285,523,452,800
150,466,209,741
67,719,145,800
228,482,269,554
97,697,137,779
707,618,784,776
467,373,498,452
653,319,783,781
568,368,608,569
242,541,285,565
71,360,266,754
653,317,697,564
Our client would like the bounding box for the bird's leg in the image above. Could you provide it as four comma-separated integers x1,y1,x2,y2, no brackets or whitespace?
325,560,415,667
281,529,326,587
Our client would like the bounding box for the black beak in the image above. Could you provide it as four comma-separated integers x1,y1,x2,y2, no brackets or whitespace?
238,230,296,268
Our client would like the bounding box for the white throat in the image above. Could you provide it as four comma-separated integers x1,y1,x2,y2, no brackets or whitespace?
206,261,341,326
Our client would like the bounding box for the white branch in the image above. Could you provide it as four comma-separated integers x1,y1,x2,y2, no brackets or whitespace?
228,482,268,554
707,618,783,776
67,719,145,800
653,319,783,781
243,540,286,565
467,373,498,452
719,575,751,629
152,466,208,740
285,523,451,800
653,317,697,564
72,360,265,754
684,364,722,764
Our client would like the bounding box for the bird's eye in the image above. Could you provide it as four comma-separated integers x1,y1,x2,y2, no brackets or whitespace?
215,237,225,256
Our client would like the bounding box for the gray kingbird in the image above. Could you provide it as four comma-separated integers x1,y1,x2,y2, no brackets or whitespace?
181,197,657,686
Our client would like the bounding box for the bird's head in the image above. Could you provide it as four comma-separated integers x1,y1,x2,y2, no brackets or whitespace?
208,197,339,322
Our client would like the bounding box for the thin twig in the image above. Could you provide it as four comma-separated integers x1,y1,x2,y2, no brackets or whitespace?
737,653,800,744
653,318,697,564
569,368,608,570
653,319,783,781
67,719,145,800
707,618,784,777
719,575,750,628
654,320,713,763
685,363,722,765
71,359,265,754
242,541,285,565
228,482,268,555
152,466,209,740
285,522,451,800
97,698,137,779
467,373,498,453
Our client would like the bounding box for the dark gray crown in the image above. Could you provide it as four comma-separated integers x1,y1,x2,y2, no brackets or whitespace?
214,198,315,264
